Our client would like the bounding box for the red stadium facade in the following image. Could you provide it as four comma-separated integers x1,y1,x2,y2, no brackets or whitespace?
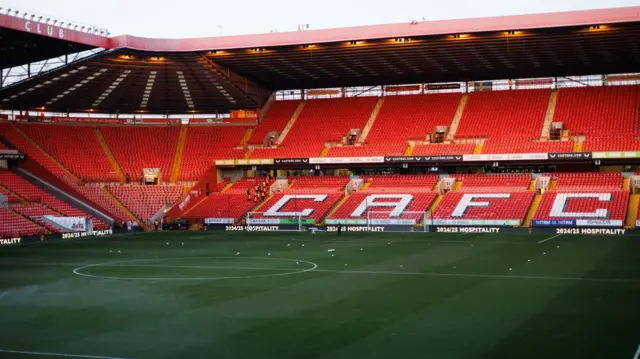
1,7,640,239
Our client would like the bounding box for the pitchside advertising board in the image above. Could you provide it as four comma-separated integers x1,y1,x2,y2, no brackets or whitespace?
207,191,627,228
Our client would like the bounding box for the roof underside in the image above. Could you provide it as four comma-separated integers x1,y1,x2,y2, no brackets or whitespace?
0,27,95,68
1,7,640,113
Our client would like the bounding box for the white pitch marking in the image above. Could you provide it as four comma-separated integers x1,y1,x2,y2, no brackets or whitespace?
72,256,318,281
538,234,561,244
633,344,640,359
0,348,133,359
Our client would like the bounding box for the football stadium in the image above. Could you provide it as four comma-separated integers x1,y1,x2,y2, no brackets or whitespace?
1,4,640,358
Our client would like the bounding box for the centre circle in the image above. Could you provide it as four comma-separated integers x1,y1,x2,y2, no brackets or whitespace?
72,256,318,281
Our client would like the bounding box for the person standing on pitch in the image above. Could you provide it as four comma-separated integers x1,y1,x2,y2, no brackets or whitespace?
338,222,342,236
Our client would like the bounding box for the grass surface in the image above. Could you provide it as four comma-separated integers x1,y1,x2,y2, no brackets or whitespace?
0,231,639,359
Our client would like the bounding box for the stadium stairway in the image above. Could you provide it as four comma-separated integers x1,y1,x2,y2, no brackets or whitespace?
240,128,254,146
548,178,557,190
277,101,306,144
445,93,468,143
473,143,483,154
573,141,583,152
403,145,414,156
94,128,124,184
170,124,189,182
320,147,330,157
357,97,384,144
539,89,559,140
12,123,80,184
103,186,142,226
523,193,543,227
625,194,639,228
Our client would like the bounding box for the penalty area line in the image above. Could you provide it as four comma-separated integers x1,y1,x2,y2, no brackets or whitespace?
538,234,561,244
0,348,133,359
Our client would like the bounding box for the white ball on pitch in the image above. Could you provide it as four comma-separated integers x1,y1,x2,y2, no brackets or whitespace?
287,243,291,247
109,250,112,253
509,268,513,271
268,253,271,256
236,252,240,256
182,243,184,246
301,244,305,247
360,248,363,251
296,261,299,265
166,242,169,245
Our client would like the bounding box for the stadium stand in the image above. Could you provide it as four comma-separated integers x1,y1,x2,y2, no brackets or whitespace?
107,185,183,222
432,174,533,224
0,169,109,229
0,208,48,237
326,93,461,157
184,177,274,222
454,89,566,153
249,176,350,223
248,100,300,145
0,122,77,184
179,126,248,181
251,97,377,158
18,124,119,182
533,173,627,223
554,86,640,151
456,174,532,191
412,143,475,155
101,126,179,183
328,175,438,223
75,186,135,222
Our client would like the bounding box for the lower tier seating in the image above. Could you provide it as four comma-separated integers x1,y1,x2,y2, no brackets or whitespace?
0,208,47,237
251,192,345,222
456,174,532,191
327,192,437,223
433,191,534,224
76,186,135,222
533,190,628,223
108,185,183,222
548,172,623,190
185,193,259,222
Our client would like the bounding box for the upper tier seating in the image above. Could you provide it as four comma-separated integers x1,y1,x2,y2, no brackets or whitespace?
456,174,532,191
185,177,274,221
251,97,378,158
433,191,534,224
412,143,475,155
0,122,76,184
368,94,461,143
326,142,407,157
101,126,179,182
455,89,550,139
582,134,640,152
0,208,47,237
554,85,639,135
179,126,247,181
18,124,119,183
533,190,628,222
248,101,300,144
108,185,183,222
326,94,461,157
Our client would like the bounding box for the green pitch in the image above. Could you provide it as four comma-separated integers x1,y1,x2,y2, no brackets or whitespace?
0,231,639,359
